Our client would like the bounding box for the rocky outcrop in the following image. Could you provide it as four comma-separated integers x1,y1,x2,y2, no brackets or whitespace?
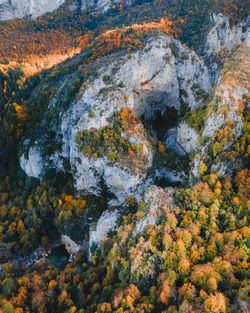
206,13,250,56
192,46,249,177
164,14,249,160
71,110,153,204
0,0,131,20
19,13,249,203
165,122,199,157
87,185,176,260
61,235,81,255
133,185,176,236
20,146,43,178
20,34,212,203
81,0,126,13
205,13,250,82
89,209,119,253
0,0,66,20
153,168,187,184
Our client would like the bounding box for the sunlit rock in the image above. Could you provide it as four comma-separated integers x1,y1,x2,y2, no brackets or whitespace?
20,146,43,178
61,235,81,255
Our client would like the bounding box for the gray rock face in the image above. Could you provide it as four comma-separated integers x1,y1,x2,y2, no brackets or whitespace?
61,235,81,255
88,209,119,260
165,122,199,157
133,185,176,236
0,0,130,20
0,0,66,20
81,0,125,13
20,34,212,204
19,15,249,203
20,146,43,178
88,185,175,261
206,13,250,56
89,209,119,249
205,13,250,82
191,45,249,178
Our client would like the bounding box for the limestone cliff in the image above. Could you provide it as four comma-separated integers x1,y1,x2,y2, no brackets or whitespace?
0,0,66,20
0,0,128,20
17,13,249,249
20,34,212,204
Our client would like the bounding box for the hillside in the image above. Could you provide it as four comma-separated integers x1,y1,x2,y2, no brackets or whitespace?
0,1,249,312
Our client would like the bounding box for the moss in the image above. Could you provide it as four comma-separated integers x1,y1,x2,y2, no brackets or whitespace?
197,136,209,147
103,75,111,83
45,142,62,156
98,87,109,95
118,81,125,88
63,158,71,171
180,89,188,98
191,83,200,91
194,88,208,102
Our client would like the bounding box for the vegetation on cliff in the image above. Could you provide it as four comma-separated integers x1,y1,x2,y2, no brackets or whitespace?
0,1,249,312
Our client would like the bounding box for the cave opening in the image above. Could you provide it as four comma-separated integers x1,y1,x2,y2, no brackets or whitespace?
48,245,70,269
141,104,190,188
141,106,179,141
154,176,183,188
152,107,179,140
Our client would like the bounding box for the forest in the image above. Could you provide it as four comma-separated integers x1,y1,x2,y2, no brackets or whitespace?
0,0,249,312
